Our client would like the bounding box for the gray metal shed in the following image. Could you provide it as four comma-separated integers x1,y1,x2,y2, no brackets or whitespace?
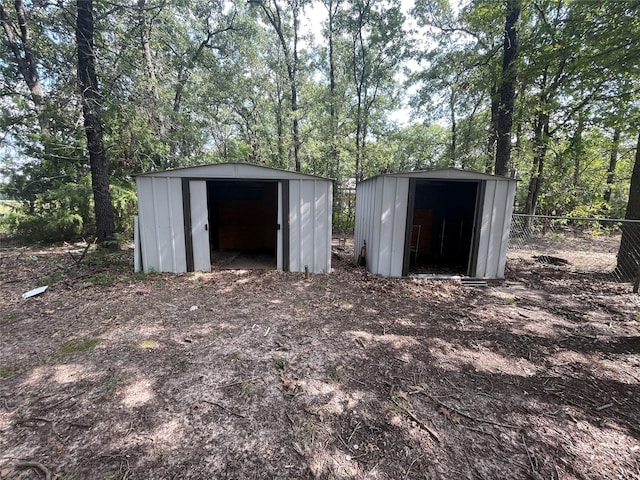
135,163,332,274
354,168,516,279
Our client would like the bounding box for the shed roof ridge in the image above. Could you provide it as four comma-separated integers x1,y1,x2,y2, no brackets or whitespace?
135,161,333,180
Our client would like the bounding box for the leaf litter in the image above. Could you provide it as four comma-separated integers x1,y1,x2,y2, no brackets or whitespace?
0,240,639,479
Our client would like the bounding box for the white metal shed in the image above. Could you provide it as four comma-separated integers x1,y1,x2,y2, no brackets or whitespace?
135,163,332,274
354,168,516,279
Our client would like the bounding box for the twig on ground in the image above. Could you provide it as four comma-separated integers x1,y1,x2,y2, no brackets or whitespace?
217,377,259,389
46,391,86,410
522,434,544,480
391,397,441,444
15,461,52,480
68,240,93,266
423,393,519,429
202,399,246,418
404,457,419,480
16,417,53,425
346,422,361,444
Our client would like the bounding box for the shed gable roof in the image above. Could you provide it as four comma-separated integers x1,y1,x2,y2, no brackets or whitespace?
362,167,516,183
136,162,332,181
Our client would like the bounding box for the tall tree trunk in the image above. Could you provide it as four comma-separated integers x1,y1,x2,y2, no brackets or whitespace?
291,3,301,172
250,0,302,171
570,114,585,210
138,0,159,100
616,130,640,279
76,0,117,248
326,0,341,184
449,88,457,167
604,127,621,204
495,0,520,177
524,111,549,216
486,83,499,174
0,1,48,133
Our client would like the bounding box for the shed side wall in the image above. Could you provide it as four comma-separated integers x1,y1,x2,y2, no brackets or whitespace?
379,177,410,277
474,179,515,278
136,176,186,273
354,178,378,270
354,177,409,277
288,179,332,273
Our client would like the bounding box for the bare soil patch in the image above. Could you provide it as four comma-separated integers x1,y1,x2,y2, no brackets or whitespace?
1,240,639,479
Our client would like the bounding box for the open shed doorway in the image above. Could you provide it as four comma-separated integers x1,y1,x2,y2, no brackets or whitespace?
406,180,481,276
206,180,278,270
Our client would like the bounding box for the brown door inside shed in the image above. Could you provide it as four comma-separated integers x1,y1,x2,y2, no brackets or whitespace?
206,180,278,269
407,180,479,275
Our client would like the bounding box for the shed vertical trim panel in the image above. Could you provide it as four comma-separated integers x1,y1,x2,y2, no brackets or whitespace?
484,180,502,277
277,182,283,270
371,178,385,274
136,177,154,273
136,176,186,273
288,180,302,272
189,180,211,272
474,180,496,277
376,176,409,277
354,179,378,271
287,179,332,273
391,177,409,277
496,180,516,278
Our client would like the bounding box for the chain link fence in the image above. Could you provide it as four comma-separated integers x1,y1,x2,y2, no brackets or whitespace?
508,214,640,282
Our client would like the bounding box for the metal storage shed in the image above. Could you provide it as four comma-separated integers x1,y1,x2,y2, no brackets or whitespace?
135,163,332,274
354,168,516,279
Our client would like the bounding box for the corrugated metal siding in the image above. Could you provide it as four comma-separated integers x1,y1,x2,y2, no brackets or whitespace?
136,176,186,273
288,179,332,273
474,180,515,278
354,178,377,269
356,170,516,279
137,166,332,274
354,177,409,277
377,177,409,277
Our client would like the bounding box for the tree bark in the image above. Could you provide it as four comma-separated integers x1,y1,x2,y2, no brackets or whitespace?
325,0,341,183
0,1,48,133
449,87,457,167
524,111,549,216
250,0,302,171
486,83,499,174
495,0,520,177
604,127,620,204
76,0,117,248
616,129,640,279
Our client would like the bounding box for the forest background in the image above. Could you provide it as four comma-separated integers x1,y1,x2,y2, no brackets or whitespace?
0,0,638,249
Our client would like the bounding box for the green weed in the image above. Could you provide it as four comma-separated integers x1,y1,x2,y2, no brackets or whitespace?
0,368,12,378
326,367,344,383
274,357,287,370
59,338,100,355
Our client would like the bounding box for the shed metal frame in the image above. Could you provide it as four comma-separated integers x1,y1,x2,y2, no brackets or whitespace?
135,163,332,274
354,168,516,279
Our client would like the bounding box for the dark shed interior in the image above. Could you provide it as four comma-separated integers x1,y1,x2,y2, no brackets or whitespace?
206,180,278,268
408,180,480,275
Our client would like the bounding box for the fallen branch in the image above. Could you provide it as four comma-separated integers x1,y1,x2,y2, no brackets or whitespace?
423,393,518,429
202,400,246,419
68,239,94,266
521,434,544,480
391,398,441,444
15,461,52,480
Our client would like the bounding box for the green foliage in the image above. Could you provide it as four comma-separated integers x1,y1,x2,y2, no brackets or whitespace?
274,357,287,370
333,208,354,235
0,368,12,378
0,0,638,247
59,338,101,355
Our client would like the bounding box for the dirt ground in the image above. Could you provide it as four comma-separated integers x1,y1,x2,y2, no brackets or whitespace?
1,240,639,480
